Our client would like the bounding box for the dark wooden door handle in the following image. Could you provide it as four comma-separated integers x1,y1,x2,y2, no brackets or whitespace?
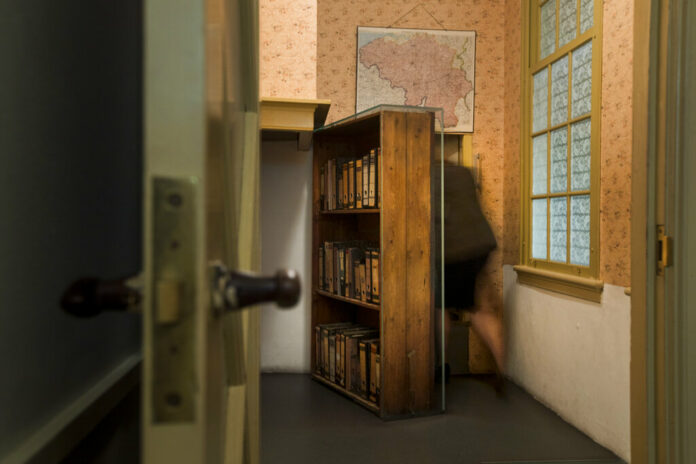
211,263,301,312
60,276,141,318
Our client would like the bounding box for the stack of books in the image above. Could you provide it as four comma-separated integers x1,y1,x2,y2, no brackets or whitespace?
318,241,380,304
314,323,381,404
320,148,381,211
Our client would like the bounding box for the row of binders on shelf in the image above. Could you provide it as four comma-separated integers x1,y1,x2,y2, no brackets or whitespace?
319,241,380,305
320,148,381,211
315,323,381,404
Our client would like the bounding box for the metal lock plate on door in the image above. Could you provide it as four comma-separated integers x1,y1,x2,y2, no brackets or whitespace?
152,177,197,423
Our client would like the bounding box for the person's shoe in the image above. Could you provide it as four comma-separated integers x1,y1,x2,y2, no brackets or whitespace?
493,371,507,397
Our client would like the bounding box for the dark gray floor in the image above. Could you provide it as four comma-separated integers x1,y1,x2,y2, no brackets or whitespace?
261,374,623,464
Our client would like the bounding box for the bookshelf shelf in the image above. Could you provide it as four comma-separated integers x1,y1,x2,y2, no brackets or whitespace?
320,209,380,215
311,373,380,413
312,106,438,419
315,289,380,311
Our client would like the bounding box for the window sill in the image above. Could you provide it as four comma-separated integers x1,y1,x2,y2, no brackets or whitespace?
513,265,604,303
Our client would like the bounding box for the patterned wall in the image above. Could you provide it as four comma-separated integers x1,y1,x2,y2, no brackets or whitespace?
503,0,521,266
316,0,506,372
260,0,317,98
501,0,633,287
600,0,633,287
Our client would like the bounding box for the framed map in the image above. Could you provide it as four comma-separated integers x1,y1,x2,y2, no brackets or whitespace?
356,26,476,133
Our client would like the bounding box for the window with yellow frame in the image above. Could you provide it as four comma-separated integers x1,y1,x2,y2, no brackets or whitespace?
517,0,603,301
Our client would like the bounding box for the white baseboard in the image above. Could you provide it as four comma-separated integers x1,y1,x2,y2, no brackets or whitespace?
0,354,141,464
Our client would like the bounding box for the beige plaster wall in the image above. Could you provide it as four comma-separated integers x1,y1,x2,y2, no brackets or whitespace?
504,265,631,461
260,0,317,98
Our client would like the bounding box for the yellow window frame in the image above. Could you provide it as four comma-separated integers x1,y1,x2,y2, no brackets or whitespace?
516,0,604,301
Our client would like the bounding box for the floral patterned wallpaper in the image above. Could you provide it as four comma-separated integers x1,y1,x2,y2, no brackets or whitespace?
600,0,633,287
501,0,633,287
260,0,317,98
315,0,506,372
503,0,521,266
258,0,632,346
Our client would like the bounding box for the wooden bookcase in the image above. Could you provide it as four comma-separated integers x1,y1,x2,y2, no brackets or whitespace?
311,107,439,419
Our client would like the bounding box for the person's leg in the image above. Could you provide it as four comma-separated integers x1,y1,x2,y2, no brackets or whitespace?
470,269,506,373
435,307,452,366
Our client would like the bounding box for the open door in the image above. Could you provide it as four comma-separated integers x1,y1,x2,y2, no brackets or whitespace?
56,0,297,461
142,0,296,462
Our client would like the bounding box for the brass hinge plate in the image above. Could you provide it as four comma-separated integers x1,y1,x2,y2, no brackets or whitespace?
657,225,672,276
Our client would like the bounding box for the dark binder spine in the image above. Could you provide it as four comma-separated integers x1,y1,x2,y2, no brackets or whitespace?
318,245,324,291
342,162,348,209
348,160,355,209
338,245,345,296
365,247,372,302
370,249,380,304
355,158,363,209
368,149,376,208
362,154,369,208
320,165,325,211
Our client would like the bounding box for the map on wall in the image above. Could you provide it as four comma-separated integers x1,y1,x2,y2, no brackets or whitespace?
356,26,476,133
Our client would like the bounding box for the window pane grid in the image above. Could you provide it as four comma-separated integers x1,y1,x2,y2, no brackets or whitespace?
539,0,556,60
532,190,589,199
529,0,595,270
558,0,577,48
531,112,590,138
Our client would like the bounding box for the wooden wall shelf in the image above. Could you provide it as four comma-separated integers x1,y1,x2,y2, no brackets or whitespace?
320,209,380,215
260,97,331,150
315,289,380,311
311,374,380,413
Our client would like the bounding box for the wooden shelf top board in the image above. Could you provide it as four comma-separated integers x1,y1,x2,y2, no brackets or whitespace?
316,289,380,311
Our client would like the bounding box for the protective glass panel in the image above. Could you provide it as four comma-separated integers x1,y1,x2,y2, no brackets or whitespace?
580,0,594,34
550,197,568,262
532,198,548,260
533,68,549,132
570,195,590,266
571,41,592,118
550,128,568,193
570,119,591,191
540,0,556,60
430,110,445,412
551,56,569,126
315,105,446,415
558,0,577,48
532,134,548,195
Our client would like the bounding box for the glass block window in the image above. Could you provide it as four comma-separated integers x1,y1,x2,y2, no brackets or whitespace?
550,128,568,193
571,119,591,191
551,56,569,126
533,69,549,132
525,0,599,275
571,41,592,118
532,199,548,260
532,134,548,195
540,0,556,60
550,197,568,262
580,0,594,34
570,195,591,266
558,0,577,48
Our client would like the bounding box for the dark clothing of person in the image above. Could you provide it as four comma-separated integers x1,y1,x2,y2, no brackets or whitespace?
433,164,496,311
